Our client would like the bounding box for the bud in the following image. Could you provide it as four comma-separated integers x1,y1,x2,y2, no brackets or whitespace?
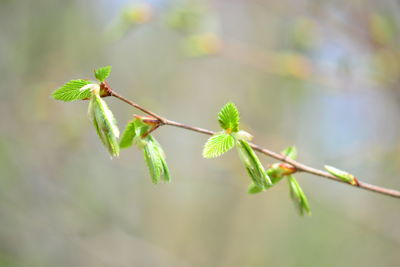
134,115,160,127
324,165,358,185
234,130,253,141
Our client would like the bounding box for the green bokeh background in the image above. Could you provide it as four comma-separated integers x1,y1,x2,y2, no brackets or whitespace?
0,0,399,266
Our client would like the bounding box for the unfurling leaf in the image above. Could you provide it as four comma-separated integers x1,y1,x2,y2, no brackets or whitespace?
150,136,171,183
324,165,357,185
94,66,112,82
267,146,298,184
218,102,240,133
247,183,265,194
143,140,163,184
282,146,297,160
203,133,235,158
287,175,311,216
119,121,136,149
121,117,170,183
120,118,151,148
88,91,120,157
52,79,93,102
143,136,171,184
268,163,297,184
237,139,272,189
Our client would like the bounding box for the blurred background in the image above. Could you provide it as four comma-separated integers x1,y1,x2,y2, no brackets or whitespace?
1,0,400,266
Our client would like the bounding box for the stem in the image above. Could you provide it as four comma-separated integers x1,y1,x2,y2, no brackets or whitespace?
110,91,166,123
110,90,400,199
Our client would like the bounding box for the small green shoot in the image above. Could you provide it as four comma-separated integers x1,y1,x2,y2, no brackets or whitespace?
288,175,311,216
88,89,120,157
325,165,357,185
120,117,171,183
218,102,240,133
94,66,112,82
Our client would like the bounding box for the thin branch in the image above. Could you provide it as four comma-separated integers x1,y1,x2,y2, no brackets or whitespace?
110,91,166,123
110,90,400,199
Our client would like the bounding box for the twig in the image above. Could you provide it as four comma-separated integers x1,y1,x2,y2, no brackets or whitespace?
111,90,400,199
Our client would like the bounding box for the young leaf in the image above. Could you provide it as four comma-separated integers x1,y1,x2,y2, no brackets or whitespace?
160,157,171,183
150,136,171,183
247,183,265,194
123,122,171,184
120,118,151,149
142,136,171,184
94,66,112,82
119,121,136,149
218,102,240,132
203,133,235,158
88,92,120,157
282,146,297,160
143,140,163,184
133,119,150,138
237,139,272,188
287,175,311,216
324,165,357,185
52,79,93,101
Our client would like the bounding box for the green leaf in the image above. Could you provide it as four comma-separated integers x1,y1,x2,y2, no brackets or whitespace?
288,175,311,216
88,92,120,157
119,121,136,149
143,140,163,184
324,165,357,185
282,146,297,160
247,183,265,194
150,136,171,183
94,66,112,82
237,140,272,188
203,133,235,158
142,136,171,184
133,119,150,138
52,79,93,102
218,102,240,132
121,118,171,184
160,157,171,183
120,118,151,149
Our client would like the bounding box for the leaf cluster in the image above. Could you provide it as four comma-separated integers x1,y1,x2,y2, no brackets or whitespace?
120,118,170,183
325,165,357,185
203,103,311,216
203,102,272,191
52,67,316,216
52,66,170,184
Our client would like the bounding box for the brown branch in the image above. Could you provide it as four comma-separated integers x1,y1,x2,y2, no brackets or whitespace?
110,90,400,199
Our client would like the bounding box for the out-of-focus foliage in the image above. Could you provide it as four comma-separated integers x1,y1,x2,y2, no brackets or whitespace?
1,0,400,266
